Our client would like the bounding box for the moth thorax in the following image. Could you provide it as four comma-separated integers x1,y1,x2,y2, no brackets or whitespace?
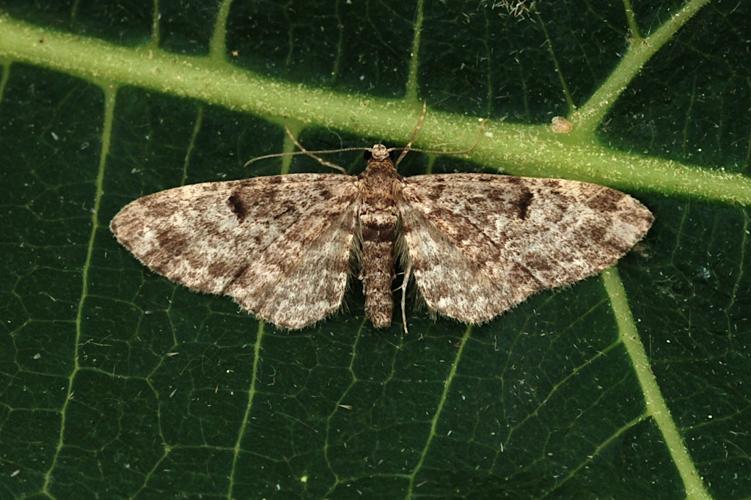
370,144,389,161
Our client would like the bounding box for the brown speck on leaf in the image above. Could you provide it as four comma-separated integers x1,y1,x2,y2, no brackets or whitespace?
551,116,574,134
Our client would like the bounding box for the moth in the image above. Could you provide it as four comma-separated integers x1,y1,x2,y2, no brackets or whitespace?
111,144,653,331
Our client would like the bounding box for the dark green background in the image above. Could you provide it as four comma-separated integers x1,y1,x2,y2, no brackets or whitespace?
0,1,749,498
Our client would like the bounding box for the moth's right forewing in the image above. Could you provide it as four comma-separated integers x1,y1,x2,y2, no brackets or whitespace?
111,174,360,329
398,174,653,323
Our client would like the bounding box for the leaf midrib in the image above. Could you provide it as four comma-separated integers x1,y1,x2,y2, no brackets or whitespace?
0,13,749,206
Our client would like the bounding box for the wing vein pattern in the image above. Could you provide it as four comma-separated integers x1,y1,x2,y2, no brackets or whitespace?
397,174,653,323
111,174,359,329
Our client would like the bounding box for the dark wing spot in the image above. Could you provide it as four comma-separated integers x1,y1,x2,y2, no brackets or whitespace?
220,264,250,293
516,190,534,219
603,237,631,252
142,196,172,217
487,189,506,202
281,200,299,218
588,225,606,242
426,182,446,200
156,231,188,254
208,261,232,278
227,192,247,222
587,189,624,212
525,253,553,273
510,262,541,285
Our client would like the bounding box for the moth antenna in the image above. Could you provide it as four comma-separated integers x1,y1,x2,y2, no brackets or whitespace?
243,147,366,169
391,118,488,159
394,101,428,168
283,126,348,174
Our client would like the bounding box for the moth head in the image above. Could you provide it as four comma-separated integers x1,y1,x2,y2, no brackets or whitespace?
367,144,390,161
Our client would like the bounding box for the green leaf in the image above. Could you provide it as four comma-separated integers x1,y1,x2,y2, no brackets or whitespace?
0,0,748,498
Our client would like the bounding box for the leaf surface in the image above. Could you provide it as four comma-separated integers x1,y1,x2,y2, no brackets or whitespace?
0,1,749,498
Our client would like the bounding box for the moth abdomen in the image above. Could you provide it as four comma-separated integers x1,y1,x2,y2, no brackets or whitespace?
360,239,395,328
359,207,398,328
361,221,397,242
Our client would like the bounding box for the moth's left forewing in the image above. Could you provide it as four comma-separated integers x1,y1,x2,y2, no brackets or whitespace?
111,174,361,330
398,174,653,323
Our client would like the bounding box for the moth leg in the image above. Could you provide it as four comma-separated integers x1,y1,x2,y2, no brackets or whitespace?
284,126,347,174
400,261,412,334
395,101,428,167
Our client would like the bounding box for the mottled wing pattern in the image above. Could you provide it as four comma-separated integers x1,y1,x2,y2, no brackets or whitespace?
111,174,359,329
398,174,653,323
